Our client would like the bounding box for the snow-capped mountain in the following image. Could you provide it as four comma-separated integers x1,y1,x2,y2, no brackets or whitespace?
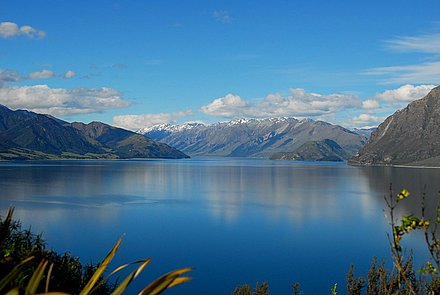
140,117,368,158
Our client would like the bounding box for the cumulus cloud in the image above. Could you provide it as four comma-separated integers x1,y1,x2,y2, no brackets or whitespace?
29,69,54,79
0,22,46,38
362,99,380,109
64,70,76,79
345,84,436,128
113,110,193,131
0,85,130,116
200,88,361,119
200,94,248,117
374,84,435,103
348,114,384,128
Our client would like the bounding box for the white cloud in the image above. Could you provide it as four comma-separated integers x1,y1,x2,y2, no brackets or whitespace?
374,84,435,103
0,22,19,38
200,94,248,117
348,114,384,128
345,84,436,128
19,25,46,38
200,88,361,119
362,99,380,109
64,70,76,79
29,69,54,79
0,69,22,84
113,110,193,131
1,68,77,84
386,33,440,54
213,10,231,24
0,85,130,116
366,62,440,84
366,31,440,84
0,22,46,38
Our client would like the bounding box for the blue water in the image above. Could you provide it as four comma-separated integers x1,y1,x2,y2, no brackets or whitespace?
0,158,438,294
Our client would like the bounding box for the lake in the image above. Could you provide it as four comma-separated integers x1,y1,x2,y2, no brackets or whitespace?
0,158,439,294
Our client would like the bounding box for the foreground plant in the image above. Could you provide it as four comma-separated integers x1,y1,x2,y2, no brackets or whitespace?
231,186,440,294
232,281,269,295
346,186,440,294
0,208,191,294
387,187,440,294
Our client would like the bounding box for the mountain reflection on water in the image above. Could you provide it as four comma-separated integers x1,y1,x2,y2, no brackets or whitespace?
0,160,380,219
0,158,437,294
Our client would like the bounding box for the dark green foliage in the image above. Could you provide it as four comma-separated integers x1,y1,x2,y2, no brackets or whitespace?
252,282,269,295
347,265,364,295
232,284,251,295
0,209,46,289
341,186,440,294
0,209,114,294
366,258,379,295
346,256,427,295
292,282,302,295
232,281,269,295
429,277,440,294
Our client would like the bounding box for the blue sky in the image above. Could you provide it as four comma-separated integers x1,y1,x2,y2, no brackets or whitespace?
1,0,440,130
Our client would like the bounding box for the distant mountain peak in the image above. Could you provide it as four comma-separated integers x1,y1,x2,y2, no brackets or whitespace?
141,116,367,159
138,122,207,134
140,117,316,134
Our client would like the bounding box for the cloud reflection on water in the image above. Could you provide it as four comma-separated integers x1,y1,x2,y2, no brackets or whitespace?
0,160,388,225
0,159,437,294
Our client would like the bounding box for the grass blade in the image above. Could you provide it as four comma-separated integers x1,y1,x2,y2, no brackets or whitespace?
0,256,35,292
108,259,152,278
138,267,192,295
0,208,15,247
5,288,19,295
168,276,192,288
79,237,123,295
37,293,71,295
89,258,152,294
25,259,49,295
45,263,54,292
110,259,151,295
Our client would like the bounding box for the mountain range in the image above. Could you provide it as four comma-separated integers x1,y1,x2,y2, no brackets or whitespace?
269,139,348,161
349,86,440,167
140,118,369,160
0,104,188,160
3,84,439,164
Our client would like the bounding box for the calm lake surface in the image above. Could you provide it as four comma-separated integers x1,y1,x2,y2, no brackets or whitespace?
0,158,439,294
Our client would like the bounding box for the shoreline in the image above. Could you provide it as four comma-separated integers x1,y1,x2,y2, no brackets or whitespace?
348,161,440,169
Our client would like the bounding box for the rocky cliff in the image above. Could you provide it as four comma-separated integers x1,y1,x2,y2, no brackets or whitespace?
349,86,440,166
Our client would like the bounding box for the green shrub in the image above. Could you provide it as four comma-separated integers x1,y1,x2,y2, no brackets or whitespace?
0,208,191,295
